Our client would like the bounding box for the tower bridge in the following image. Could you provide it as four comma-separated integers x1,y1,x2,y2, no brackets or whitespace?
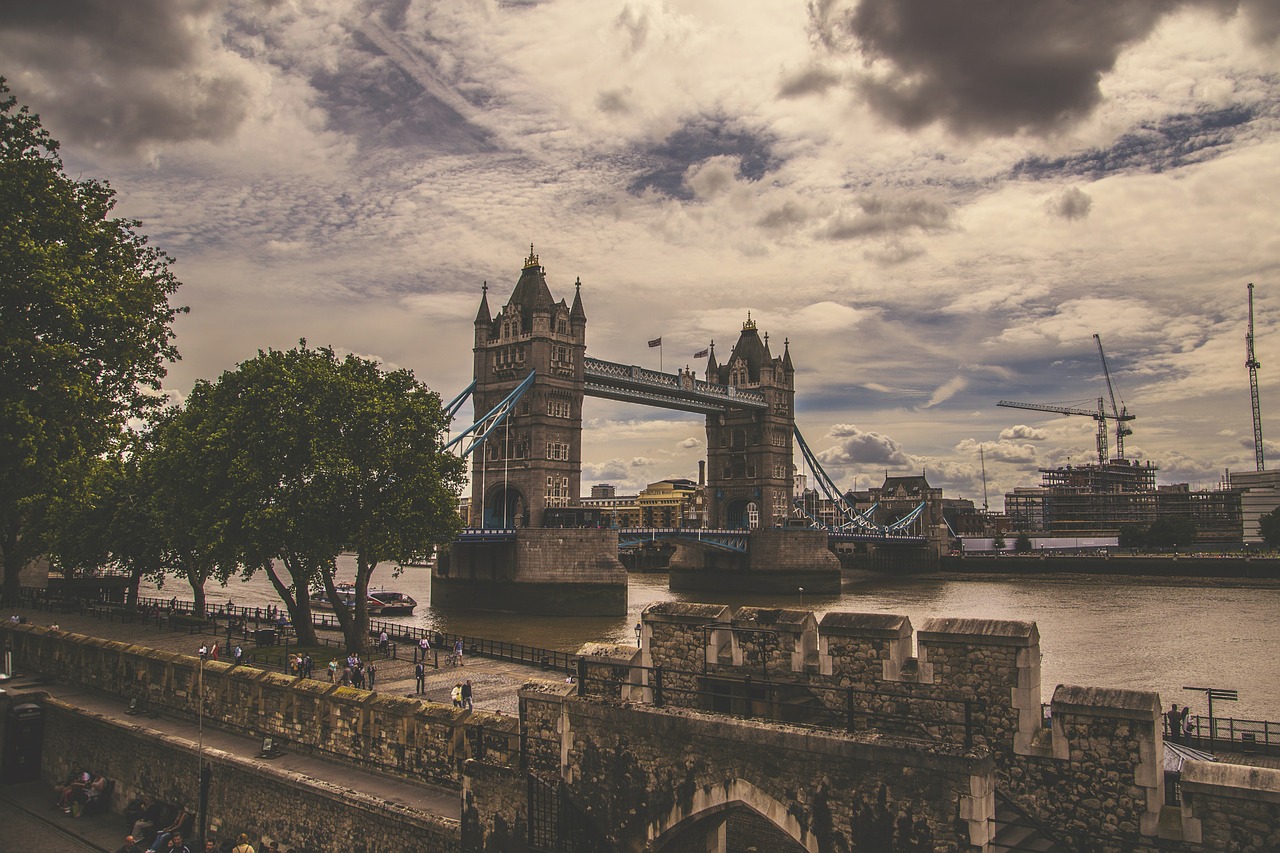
433,247,931,614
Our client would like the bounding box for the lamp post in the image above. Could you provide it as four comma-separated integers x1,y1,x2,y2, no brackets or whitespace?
798,587,804,608
634,622,642,647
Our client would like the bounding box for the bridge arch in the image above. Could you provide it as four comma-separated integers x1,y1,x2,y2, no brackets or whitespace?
645,778,818,853
482,483,526,528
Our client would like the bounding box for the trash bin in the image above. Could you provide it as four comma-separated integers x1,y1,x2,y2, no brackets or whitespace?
254,628,278,647
1242,732,1258,753
3,703,44,784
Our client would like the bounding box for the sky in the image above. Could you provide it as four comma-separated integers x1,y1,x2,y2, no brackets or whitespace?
4,0,1280,510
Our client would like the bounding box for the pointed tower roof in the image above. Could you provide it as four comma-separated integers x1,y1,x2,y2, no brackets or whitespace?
474,281,491,325
570,276,586,323
507,244,557,322
782,337,793,373
724,312,768,382
705,340,718,373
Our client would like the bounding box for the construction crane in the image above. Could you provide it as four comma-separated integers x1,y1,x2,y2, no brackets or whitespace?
997,398,1112,465
1247,282,1265,471
1093,334,1134,460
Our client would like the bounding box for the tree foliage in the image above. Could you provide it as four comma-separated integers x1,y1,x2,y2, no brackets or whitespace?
1144,516,1197,550
1013,532,1033,553
0,80,185,605
1258,507,1280,549
179,343,466,651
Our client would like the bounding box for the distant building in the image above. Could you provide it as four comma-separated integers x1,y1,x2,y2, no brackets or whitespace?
1005,460,1243,542
636,478,701,528
1229,469,1280,543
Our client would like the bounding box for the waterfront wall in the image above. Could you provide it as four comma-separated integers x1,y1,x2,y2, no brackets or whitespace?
669,528,842,594
34,696,460,853
941,554,1280,578
0,623,519,787
435,528,627,615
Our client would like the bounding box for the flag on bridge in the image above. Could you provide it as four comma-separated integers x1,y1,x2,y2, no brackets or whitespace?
648,337,662,348
694,348,709,359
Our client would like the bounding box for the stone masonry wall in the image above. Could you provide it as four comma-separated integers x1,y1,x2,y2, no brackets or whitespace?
39,697,459,853
3,624,517,787
557,694,994,853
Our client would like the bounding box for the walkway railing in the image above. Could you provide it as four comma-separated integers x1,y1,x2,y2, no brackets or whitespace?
14,585,577,675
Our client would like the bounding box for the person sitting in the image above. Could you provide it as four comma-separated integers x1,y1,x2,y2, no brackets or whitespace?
55,767,90,811
132,799,170,844
115,835,145,853
147,804,191,852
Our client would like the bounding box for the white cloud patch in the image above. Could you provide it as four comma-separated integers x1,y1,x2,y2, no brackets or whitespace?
1000,424,1048,441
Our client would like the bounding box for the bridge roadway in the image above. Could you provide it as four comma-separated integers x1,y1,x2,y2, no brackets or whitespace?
0,607,555,850
459,526,928,548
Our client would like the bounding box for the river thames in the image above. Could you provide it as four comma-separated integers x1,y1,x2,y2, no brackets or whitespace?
144,560,1280,722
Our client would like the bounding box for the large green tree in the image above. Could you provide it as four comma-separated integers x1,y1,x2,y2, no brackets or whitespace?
0,80,184,606
195,344,466,651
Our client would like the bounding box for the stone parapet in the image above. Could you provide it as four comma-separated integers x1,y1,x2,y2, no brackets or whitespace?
2,624,513,786
818,612,913,682
1180,761,1280,849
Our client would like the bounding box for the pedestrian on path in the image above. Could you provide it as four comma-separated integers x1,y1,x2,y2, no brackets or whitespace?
451,682,463,708
462,679,473,709
367,660,376,689
418,635,430,662
415,661,425,694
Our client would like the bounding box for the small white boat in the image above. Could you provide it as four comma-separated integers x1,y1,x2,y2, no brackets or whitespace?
310,585,385,615
367,589,417,616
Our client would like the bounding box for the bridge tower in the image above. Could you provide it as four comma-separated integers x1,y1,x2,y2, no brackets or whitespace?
704,316,795,529
470,245,586,528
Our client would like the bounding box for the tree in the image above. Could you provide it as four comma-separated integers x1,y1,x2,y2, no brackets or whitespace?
1013,532,1033,553
196,344,466,651
0,80,184,606
1117,523,1146,550
991,531,1005,552
1145,516,1197,550
1258,507,1280,549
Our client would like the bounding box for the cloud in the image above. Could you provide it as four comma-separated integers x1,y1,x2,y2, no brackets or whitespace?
1012,106,1258,179
627,115,781,200
678,437,702,449
810,1,1276,138
778,64,842,98
921,375,968,409
821,194,951,240
954,438,1038,465
1000,424,1048,441
818,423,912,466
1046,187,1093,220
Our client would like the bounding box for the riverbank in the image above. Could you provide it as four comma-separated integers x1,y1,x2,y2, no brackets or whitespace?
941,553,1280,578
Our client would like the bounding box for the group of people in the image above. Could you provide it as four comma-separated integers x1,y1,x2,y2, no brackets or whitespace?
197,641,246,666
115,830,272,853
1166,702,1195,743
327,652,375,688
120,797,193,851
53,766,108,816
451,679,474,709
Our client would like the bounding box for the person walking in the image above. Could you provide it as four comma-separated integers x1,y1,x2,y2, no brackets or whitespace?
379,630,389,656
462,679,473,710
415,661,425,695
367,660,376,690
418,635,430,662
451,682,463,708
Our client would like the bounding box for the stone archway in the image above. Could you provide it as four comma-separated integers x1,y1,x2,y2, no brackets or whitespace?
484,484,525,529
645,778,818,853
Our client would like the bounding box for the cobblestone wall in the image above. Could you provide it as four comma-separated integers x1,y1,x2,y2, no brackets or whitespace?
38,698,459,853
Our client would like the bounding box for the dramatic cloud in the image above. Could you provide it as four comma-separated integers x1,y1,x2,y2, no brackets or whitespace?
627,116,781,200
821,195,950,241
818,424,912,467
807,1,1278,138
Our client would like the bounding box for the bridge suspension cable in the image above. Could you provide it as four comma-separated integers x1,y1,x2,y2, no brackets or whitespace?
792,426,923,535
442,371,537,458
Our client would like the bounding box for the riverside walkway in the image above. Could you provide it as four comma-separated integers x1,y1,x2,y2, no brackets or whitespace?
0,606,558,850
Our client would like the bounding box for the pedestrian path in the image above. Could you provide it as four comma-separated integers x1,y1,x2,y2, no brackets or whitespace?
0,606,567,850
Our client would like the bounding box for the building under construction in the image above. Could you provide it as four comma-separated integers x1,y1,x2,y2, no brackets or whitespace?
1004,459,1242,541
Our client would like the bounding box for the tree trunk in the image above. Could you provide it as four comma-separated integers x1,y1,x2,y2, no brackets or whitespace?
266,558,318,647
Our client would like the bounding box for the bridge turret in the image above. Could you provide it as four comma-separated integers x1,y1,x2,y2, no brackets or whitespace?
705,314,796,529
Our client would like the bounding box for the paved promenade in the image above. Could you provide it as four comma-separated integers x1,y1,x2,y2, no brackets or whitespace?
0,606,558,850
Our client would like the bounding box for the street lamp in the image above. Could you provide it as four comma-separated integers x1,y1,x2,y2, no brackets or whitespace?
634,622,642,647
798,587,804,608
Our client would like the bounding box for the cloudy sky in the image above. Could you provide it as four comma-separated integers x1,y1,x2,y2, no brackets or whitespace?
5,0,1280,508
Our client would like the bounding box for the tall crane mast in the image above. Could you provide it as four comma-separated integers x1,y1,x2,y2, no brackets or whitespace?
997,398,1112,465
1247,282,1265,471
1093,334,1133,460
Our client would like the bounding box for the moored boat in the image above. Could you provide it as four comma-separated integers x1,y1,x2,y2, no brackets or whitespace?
310,585,385,615
368,589,417,616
